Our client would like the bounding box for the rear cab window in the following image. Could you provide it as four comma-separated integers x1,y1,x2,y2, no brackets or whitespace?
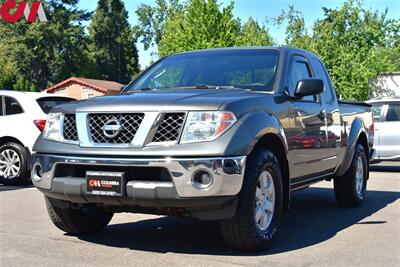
36,97,75,114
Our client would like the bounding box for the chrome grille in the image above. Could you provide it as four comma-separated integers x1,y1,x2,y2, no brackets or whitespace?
88,113,144,144
152,113,186,143
63,114,78,141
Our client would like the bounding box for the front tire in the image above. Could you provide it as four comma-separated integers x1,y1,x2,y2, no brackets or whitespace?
0,142,30,185
219,147,283,251
334,143,368,207
45,197,114,235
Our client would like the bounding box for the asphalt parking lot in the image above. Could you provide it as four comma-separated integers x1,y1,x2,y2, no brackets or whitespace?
1,162,399,267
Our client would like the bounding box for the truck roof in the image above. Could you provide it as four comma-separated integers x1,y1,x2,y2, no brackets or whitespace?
174,46,317,57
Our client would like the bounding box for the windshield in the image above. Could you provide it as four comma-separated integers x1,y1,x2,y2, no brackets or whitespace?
128,49,279,92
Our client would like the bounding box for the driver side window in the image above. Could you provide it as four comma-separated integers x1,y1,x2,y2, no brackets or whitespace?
289,59,315,101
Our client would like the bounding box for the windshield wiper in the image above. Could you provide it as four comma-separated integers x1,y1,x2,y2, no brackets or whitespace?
176,85,236,90
130,85,239,92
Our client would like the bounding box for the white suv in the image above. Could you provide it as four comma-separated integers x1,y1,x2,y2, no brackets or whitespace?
0,90,74,185
367,97,400,162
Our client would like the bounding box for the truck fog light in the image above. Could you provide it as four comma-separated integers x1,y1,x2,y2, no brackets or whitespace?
192,170,214,189
32,164,43,182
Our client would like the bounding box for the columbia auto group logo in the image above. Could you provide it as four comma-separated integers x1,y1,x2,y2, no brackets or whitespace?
0,0,47,23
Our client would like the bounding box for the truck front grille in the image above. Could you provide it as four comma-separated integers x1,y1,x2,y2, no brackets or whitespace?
88,113,144,144
63,114,78,141
152,113,186,143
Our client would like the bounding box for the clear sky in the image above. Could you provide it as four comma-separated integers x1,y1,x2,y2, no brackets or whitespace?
77,0,400,68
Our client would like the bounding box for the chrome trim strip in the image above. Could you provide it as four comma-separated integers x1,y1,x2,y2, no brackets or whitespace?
76,113,92,146
322,155,337,161
131,112,159,147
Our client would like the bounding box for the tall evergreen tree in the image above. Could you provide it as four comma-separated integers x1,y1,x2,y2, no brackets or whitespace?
88,0,139,84
0,0,90,91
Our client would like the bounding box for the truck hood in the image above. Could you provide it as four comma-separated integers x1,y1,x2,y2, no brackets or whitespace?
53,89,268,113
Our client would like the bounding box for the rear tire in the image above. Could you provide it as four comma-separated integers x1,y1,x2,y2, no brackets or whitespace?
219,147,283,251
0,142,30,185
45,197,114,235
334,144,368,207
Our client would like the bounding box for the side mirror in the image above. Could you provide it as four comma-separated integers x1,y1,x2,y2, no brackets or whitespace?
295,79,324,98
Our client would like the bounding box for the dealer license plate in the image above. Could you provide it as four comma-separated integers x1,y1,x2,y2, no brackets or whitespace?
86,171,125,196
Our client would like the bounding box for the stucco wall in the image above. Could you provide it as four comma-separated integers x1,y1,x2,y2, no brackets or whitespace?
50,83,107,100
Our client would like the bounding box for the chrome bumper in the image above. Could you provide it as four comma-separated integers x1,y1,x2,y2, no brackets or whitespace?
31,154,246,198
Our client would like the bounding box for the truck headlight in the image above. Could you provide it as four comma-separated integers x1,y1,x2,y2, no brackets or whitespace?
43,112,62,142
180,111,236,143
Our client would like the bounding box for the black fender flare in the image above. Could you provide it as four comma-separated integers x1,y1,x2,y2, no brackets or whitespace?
336,117,368,177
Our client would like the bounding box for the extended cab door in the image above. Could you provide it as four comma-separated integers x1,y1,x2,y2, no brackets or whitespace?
286,55,334,181
309,57,340,168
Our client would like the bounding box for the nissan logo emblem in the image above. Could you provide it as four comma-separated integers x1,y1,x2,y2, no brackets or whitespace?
102,118,123,138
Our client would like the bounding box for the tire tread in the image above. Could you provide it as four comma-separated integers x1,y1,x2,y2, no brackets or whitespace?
219,147,283,251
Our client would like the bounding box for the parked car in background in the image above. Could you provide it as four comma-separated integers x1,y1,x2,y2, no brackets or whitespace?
367,97,400,162
0,90,75,185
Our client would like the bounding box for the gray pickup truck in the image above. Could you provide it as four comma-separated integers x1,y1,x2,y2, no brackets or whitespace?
32,47,374,251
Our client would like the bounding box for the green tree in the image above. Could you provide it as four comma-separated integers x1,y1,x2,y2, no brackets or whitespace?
135,0,183,50
311,1,397,100
275,6,312,50
279,1,398,100
0,0,90,91
158,0,241,56
0,41,18,89
236,17,273,46
386,19,400,70
135,0,274,58
88,0,139,84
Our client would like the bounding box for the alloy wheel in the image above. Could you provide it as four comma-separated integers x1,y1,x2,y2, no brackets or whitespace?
0,149,21,179
355,157,364,197
254,170,275,231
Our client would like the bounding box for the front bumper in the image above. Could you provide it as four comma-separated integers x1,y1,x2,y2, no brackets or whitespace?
32,154,246,201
